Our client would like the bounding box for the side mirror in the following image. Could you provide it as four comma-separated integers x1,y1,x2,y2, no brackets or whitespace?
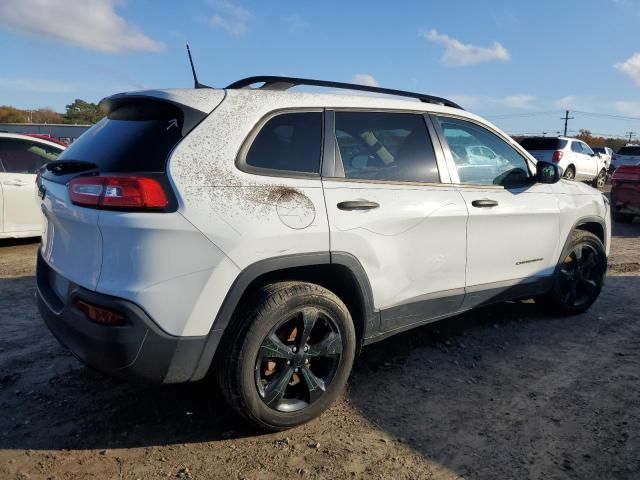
536,161,561,184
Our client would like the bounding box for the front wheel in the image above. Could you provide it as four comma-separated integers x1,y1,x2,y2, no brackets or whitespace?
216,282,356,431
539,231,607,315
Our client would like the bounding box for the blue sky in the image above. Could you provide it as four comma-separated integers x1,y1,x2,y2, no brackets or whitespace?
1,0,640,138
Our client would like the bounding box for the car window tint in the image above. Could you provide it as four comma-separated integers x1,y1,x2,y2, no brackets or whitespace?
0,139,62,174
245,112,322,174
334,112,439,183
435,116,532,187
571,141,583,153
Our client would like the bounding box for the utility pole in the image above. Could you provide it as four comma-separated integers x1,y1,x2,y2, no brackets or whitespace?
626,131,636,144
561,110,573,137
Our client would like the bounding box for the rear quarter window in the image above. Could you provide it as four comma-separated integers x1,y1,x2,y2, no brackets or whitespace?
243,111,323,175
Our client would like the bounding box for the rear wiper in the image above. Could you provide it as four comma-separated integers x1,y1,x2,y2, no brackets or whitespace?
45,160,99,175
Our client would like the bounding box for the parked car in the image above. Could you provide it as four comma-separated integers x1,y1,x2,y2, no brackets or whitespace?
0,132,64,238
519,136,608,187
36,77,610,431
611,165,640,223
611,144,640,173
24,133,69,147
591,146,613,170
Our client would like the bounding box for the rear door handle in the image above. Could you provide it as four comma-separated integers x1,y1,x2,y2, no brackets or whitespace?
471,199,499,208
337,200,380,211
3,179,29,186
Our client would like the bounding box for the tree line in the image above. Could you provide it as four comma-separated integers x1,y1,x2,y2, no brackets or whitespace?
0,99,105,125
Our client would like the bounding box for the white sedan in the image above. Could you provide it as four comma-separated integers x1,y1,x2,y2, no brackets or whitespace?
0,133,65,239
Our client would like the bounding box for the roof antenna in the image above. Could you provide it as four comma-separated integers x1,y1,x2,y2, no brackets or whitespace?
186,44,209,89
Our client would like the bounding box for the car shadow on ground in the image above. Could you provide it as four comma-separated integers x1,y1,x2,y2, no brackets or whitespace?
1,275,639,479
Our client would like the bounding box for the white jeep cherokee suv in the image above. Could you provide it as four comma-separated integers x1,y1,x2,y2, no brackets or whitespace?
36,77,610,430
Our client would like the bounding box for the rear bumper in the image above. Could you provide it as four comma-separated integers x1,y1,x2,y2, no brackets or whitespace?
611,190,640,215
36,251,211,384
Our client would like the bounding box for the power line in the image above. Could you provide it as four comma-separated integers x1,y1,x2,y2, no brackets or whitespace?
485,110,563,119
626,131,636,143
574,110,640,122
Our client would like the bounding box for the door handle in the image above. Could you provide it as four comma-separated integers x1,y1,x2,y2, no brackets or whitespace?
471,199,499,208
337,200,380,211
3,179,29,186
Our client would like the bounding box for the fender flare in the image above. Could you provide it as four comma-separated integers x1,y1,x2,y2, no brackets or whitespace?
190,251,376,381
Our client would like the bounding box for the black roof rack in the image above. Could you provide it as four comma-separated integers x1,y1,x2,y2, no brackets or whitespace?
225,76,463,110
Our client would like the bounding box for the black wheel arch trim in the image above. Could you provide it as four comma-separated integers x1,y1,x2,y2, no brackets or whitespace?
571,215,607,250
190,251,377,381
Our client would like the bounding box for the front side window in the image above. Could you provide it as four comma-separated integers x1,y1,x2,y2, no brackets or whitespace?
0,139,62,174
245,112,322,174
435,116,532,187
334,112,439,183
581,143,594,156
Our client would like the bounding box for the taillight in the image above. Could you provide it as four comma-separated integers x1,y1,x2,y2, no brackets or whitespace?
68,176,168,211
552,150,564,162
73,299,127,326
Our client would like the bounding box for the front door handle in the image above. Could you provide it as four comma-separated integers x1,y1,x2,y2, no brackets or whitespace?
337,200,380,211
471,199,499,208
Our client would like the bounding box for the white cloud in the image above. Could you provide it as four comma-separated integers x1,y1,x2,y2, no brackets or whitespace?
351,74,379,87
613,100,640,115
0,78,73,93
0,0,163,53
501,95,536,109
421,29,510,67
209,0,252,37
283,14,309,33
615,52,640,86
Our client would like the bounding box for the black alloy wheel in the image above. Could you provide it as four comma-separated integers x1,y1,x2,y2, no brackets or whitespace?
556,243,606,310
255,307,342,412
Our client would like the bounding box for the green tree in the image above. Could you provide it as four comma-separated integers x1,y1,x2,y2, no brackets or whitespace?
64,99,104,124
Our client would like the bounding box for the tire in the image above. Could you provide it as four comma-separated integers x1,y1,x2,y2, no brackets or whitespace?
592,169,606,189
563,166,576,181
612,210,634,223
538,231,607,315
216,281,356,431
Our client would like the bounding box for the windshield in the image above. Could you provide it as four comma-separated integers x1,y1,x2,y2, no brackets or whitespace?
617,146,640,156
519,138,568,150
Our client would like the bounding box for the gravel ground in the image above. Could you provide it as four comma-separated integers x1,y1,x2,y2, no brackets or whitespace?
0,218,639,480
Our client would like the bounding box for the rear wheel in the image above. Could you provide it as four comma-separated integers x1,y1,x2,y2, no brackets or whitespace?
539,231,607,315
563,166,576,180
216,282,356,431
592,168,607,188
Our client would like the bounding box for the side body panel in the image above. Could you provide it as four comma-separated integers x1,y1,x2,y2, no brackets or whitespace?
0,172,40,233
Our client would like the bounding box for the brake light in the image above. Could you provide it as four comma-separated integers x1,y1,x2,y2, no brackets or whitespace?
552,150,564,162
68,176,168,211
73,299,126,326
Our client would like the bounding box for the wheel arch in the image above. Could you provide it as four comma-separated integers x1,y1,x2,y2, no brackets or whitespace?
190,252,377,381
574,217,606,247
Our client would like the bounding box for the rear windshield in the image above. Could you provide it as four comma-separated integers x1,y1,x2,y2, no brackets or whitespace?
592,147,605,153
519,138,568,150
58,100,184,172
617,146,640,156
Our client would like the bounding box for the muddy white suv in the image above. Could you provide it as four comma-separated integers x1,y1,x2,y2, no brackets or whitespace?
36,76,610,430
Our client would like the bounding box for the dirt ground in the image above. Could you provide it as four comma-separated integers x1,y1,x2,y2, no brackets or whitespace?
1,216,639,479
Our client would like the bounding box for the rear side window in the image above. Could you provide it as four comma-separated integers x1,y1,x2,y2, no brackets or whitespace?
519,138,568,150
58,100,184,173
0,139,62,173
244,112,322,174
334,112,439,183
571,141,583,153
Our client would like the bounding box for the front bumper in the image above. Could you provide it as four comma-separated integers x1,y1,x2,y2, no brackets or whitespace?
36,251,210,384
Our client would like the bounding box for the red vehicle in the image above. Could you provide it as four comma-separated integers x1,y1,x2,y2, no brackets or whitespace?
24,133,68,147
611,165,640,223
